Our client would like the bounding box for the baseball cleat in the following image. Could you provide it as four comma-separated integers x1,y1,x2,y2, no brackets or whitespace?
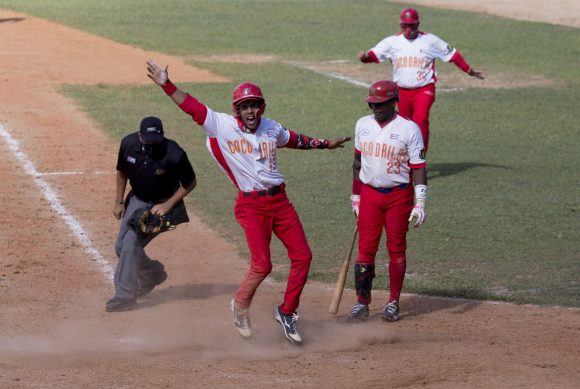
230,299,252,338
105,297,137,313
381,300,400,322
274,306,302,345
137,270,168,298
347,302,370,322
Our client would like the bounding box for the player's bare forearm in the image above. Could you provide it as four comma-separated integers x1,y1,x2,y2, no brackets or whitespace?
113,171,128,219
411,167,427,186
352,153,362,181
167,87,187,106
151,178,196,216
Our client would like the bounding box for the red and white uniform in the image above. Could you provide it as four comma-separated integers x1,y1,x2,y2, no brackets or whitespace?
202,113,289,192
370,32,456,89
354,113,425,303
178,95,313,315
366,32,473,153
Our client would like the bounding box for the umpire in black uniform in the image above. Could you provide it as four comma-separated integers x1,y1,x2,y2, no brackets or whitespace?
107,116,197,312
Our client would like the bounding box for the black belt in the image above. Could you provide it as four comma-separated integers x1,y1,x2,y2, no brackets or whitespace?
241,184,283,197
371,183,409,194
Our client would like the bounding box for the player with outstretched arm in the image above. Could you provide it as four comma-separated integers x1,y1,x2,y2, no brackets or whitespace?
359,7,484,153
146,59,350,345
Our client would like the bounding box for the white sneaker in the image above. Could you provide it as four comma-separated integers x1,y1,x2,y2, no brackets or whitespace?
381,300,400,322
230,299,252,338
274,305,302,345
347,302,369,322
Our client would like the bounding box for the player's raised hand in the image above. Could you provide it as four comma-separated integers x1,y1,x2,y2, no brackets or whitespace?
146,59,169,86
408,205,426,227
327,136,351,150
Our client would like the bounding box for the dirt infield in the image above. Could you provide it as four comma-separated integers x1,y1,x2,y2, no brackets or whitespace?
0,3,579,388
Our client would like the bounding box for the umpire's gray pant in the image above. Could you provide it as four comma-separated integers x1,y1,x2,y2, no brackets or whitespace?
113,195,159,300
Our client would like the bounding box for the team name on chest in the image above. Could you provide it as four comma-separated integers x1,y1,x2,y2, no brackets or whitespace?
394,56,430,69
361,141,408,162
226,137,276,158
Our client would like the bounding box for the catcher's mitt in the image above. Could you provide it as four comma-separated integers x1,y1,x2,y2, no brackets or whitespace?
128,206,176,235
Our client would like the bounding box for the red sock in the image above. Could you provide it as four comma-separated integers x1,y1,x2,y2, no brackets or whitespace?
388,255,406,302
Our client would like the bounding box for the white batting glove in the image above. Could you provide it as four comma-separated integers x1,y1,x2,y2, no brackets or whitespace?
351,195,360,218
409,184,427,228
409,205,426,227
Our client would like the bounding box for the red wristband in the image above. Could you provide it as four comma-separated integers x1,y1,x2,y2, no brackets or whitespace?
162,80,177,96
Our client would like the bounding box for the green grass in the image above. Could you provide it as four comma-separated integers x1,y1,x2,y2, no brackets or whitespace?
3,0,579,307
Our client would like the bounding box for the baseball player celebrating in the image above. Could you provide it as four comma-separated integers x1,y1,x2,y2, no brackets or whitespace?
348,80,427,323
359,7,484,153
146,59,350,345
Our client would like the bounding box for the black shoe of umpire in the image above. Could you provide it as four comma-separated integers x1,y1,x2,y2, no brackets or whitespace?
137,270,168,298
105,297,137,313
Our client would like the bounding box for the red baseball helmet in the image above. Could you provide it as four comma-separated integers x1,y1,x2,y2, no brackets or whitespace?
231,82,266,118
232,82,265,106
366,80,399,103
400,7,419,25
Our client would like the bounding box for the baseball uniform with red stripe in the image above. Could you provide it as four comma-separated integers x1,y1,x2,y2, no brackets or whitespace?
354,112,425,304
178,95,326,315
363,27,481,153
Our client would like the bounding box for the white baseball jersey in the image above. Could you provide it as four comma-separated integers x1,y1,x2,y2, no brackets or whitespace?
201,107,290,192
355,114,425,188
370,32,456,89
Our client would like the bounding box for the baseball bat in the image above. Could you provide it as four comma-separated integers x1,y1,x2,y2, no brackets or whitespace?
328,225,358,314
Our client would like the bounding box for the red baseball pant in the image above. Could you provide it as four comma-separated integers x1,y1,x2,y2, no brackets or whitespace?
356,184,414,302
397,83,435,154
234,191,312,315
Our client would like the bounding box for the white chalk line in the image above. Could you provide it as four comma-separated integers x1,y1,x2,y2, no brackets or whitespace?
38,170,114,176
0,123,114,282
286,60,463,92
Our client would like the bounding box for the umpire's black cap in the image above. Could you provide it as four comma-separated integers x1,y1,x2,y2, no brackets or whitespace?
139,116,164,142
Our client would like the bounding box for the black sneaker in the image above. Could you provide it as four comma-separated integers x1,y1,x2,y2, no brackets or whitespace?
105,297,137,313
381,300,400,322
274,306,302,345
347,302,369,322
137,270,168,297
230,299,252,338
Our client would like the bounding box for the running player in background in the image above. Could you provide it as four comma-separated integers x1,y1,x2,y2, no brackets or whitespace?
359,7,484,153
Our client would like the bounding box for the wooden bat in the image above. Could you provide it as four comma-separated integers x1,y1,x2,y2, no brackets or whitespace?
328,225,358,314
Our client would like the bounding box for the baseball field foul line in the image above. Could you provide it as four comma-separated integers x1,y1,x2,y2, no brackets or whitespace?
0,123,115,282
286,61,463,92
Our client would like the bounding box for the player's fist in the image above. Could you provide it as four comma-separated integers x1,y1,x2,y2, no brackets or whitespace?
357,50,367,62
351,195,360,218
146,59,169,86
408,205,426,227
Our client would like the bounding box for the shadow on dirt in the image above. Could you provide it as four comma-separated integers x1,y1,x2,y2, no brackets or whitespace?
138,282,238,309
0,17,24,24
402,294,484,319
